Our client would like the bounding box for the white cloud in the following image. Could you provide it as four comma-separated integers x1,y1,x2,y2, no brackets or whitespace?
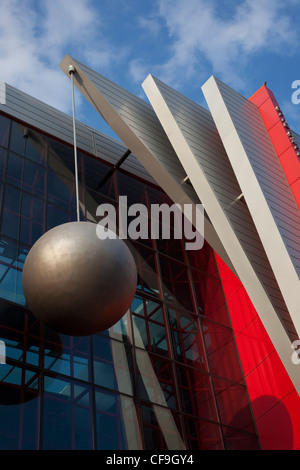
133,0,299,89
0,0,127,116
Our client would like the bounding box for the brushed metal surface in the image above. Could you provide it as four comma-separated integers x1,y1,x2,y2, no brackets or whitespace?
22,221,137,336
202,76,300,336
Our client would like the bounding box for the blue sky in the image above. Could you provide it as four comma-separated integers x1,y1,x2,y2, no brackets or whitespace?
0,0,299,139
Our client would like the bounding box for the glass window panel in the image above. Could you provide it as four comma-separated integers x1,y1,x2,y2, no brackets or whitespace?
24,130,47,166
187,240,220,277
132,315,148,349
148,322,169,357
132,312,169,357
42,377,92,450
14,268,25,305
142,404,184,451
155,236,185,262
130,243,160,297
95,390,141,450
137,351,177,409
0,384,39,449
20,193,45,245
1,185,21,239
2,184,21,214
159,255,194,312
47,203,77,230
106,312,132,343
176,365,217,421
222,426,260,450
0,298,26,332
0,236,18,265
146,185,172,207
184,416,224,450
6,152,23,187
0,114,10,148
213,376,256,434
85,155,116,199
93,335,134,396
47,169,78,211
202,319,243,383
168,308,207,370
23,159,46,197
117,170,148,208
0,264,18,303
9,121,26,155
85,189,118,227
48,138,84,183
43,378,91,449
43,331,65,373
0,147,7,180
71,336,91,382
191,268,230,326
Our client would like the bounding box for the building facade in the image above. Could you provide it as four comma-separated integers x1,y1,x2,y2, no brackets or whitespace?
0,56,299,450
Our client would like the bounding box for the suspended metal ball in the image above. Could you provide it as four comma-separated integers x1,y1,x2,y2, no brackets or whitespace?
22,222,137,336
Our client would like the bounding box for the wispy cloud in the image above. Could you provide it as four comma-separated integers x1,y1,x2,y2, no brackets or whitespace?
0,0,126,115
132,0,299,90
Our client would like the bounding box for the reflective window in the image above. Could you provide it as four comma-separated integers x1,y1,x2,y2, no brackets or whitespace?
93,335,134,396
23,160,46,197
9,122,26,155
137,351,177,409
0,115,10,149
142,404,184,450
0,147,7,180
184,416,224,450
6,152,23,187
202,319,243,382
42,376,93,450
159,255,194,312
176,365,217,421
168,308,207,370
191,269,231,326
95,389,141,450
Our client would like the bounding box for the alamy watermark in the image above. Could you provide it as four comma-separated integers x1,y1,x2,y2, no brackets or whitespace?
291,80,300,104
95,196,204,250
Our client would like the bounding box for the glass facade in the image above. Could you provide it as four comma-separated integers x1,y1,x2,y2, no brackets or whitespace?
0,113,260,450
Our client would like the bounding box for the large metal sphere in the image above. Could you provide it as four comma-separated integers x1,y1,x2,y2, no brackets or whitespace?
22,222,137,336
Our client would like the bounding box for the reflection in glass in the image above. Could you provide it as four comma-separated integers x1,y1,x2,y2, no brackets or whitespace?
95,389,142,450
0,115,10,149
42,376,93,450
168,308,207,370
159,255,194,311
142,404,184,450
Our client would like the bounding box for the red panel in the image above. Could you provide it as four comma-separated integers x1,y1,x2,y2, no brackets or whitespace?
267,120,293,157
279,147,300,186
255,97,280,131
248,85,269,108
214,253,242,300
255,396,295,450
249,84,300,210
235,316,274,376
226,288,257,335
246,352,294,417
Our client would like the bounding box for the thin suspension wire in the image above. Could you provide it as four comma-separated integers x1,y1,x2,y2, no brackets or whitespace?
70,67,80,222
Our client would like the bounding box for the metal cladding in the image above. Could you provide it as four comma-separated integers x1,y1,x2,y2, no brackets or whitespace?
59,55,300,396
22,221,137,336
